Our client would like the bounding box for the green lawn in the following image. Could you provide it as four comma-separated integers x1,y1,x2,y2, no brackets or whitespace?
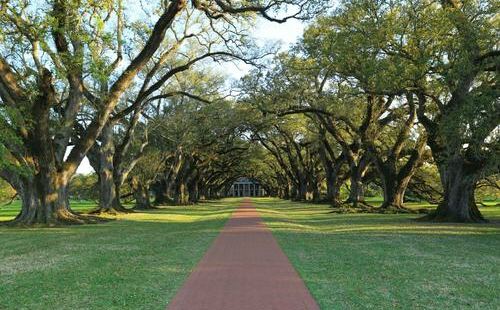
0,199,237,309
254,198,500,309
2,198,499,309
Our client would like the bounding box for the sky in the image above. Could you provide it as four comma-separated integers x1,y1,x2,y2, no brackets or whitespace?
221,18,306,79
75,18,306,175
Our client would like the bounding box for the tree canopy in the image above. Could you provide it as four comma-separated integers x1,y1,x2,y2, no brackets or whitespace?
0,0,498,225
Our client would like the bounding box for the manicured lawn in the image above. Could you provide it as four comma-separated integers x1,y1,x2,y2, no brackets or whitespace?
2,198,499,309
254,198,500,309
0,199,237,309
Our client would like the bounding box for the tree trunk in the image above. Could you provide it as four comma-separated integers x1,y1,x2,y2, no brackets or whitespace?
97,141,116,212
325,173,336,202
326,178,342,206
2,114,98,226
113,180,125,210
198,183,207,201
173,182,190,205
345,165,365,207
131,177,153,210
416,92,486,222
424,156,485,222
188,181,199,203
7,174,96,226
325,167,343,207
91,125,130,214
380,172,405,209
283,181,292,200
312,187,319,202
134,187,151,210
347,180,364,207
379,166,417,211
296,177,308,201
152,180,168,205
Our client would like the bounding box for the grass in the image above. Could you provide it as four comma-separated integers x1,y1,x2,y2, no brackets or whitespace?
254,198,500,309
0,199,237,309
1,198,499,309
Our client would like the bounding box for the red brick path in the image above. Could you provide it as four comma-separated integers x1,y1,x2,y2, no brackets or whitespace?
167,199,320,310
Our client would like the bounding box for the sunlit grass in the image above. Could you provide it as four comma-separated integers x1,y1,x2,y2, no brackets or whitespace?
2,197,499,309
0,200,99,222
0,199,238,309
254,198,500,309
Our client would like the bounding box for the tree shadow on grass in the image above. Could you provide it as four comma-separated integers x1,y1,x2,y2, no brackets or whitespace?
254,198,500,237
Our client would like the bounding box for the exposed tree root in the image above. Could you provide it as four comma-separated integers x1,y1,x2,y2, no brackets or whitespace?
329,201,375,214
88,206,134,215
477,202,500,207
133,204,159,210
379,205,429,214
329,202,429,215
417,210,487,223
1,210,110,227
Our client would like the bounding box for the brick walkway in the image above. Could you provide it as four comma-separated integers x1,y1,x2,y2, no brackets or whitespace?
167,199,319,310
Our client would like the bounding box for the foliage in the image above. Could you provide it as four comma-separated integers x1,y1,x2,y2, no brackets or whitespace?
238,0,499,220
0,0,326,223
68,174,99,201
0,179,16,203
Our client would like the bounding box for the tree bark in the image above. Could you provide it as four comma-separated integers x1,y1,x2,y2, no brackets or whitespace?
89,125,130,214
0,1,191,226
152,179,169,205
415,92,486,222
326,170,343,207
378,145,425,211
5,173,98,226
284,181,292,200
173,182,190,205
380,171,405,209
424,155,485,222
131,176,153,210
2,70,99,225
188,180,199,203
311,182,321,202
296,176,308,201
345,163,367,207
